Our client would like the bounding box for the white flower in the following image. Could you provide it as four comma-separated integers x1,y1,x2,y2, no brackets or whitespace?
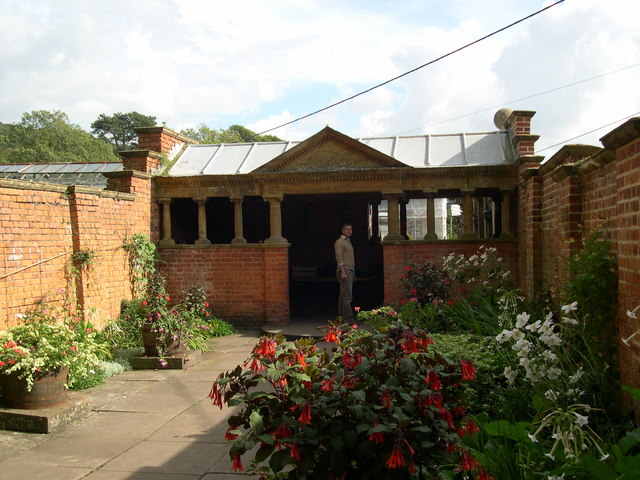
569,367,584,384
561,301,578,313
600,453,610,461
627,309,637,319
545,311,554,322
504,366,518,385
496,329,512,343
514,339,532,354
547,367,561,379
574,413,589,427
545,389,559,401
528,433,538,443
548,475,564,480
15,313,24,319
526,320,542,332
562,316,578,325
543,351,558,362
552,432,562,440
515,312,531,328
540,333,562,347
545,452,556,460
511,329,525,341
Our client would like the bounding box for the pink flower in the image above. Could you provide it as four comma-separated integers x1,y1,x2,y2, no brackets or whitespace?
354,306,361,312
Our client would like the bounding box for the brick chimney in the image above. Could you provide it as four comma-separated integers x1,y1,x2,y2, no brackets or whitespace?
135,126,198,155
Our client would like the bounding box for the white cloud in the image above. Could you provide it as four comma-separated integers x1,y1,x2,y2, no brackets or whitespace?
0,0,638,157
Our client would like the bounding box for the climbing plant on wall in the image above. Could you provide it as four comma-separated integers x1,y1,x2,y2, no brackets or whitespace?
122,233,157,298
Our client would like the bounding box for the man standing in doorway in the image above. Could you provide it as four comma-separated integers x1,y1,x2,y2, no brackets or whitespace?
335,223,355,323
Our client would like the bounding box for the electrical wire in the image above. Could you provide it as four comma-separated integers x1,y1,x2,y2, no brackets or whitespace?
257,0,565,135
392,63,640,135
537,112,640,153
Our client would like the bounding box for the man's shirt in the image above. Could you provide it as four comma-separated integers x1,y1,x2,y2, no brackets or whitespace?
334,235,355,270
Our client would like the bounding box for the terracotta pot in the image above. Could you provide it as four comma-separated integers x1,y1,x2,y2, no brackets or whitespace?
0,366,69,410
141,323,186,357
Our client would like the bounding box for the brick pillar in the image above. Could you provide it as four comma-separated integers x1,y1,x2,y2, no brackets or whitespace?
264,246,290,325
135,126,198,155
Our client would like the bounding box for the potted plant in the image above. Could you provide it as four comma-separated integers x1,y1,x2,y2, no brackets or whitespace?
211,320,491,479
0,298,94,409
140,274,194,366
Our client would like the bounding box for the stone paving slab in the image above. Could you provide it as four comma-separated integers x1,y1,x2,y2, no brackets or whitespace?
0,327,331,479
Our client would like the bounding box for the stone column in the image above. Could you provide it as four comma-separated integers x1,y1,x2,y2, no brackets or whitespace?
500,188,513,238
158,198,175,246
461,189,476,239
229,196,247,244
383,194,404,241
423,191,438,240
264,195,287,244
194,197,210,245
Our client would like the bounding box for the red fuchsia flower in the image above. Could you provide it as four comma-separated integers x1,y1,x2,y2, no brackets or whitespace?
342,351,362,369
440,409,454,428
289,443,301,460
369,429,384,446
386,443,405,469
205,302,209,307
401,330,419,353
254,337,277,360
461,360,476,381
208,382,223,408
448,299,455,306
295,352,307,368
426,370,442,391
324,327,340,344
381,390,392,410
478,466,494,480
320,377,334,392
273,424,293,441
297,402,312,425
232,453,244,472
354,306,361,312
453,404,466,418
246,358,262,373
458,451,479,472
446,443,457,454
464,419,480,436
400,298,407,305
224,426,238,441
403,439,416,456
404,265,412,272
410,287,417,294
166,295,171,301
342,376,358,390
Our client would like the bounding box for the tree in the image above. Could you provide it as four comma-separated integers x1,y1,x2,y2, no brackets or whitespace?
180,124,283,143
0,110,119,164
91,111,157,151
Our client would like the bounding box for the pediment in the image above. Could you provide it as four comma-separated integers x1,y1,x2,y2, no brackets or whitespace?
251,127,410,173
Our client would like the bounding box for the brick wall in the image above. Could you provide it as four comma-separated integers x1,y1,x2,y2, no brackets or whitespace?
158,245,290,328
383,240,518,305
0,166,153,329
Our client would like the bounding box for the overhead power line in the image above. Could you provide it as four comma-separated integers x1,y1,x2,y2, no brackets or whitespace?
537,112,640,153
393,63,640,135
257,0,565,135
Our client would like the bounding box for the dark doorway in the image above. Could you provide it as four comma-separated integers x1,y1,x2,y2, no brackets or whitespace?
282,193,384,322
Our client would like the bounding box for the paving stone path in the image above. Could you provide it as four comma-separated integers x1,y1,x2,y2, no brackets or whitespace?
0,331,262,480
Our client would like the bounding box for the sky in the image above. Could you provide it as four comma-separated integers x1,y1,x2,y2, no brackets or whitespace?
1,0,639,157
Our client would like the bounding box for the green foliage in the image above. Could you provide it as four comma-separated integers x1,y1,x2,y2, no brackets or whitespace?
0,110,119,164
0,296,106,391
180,124,283,143
564,232,618,377
213,321,489,479
90,111,157,151
122,233,157,298
429,333,516,420
400,262,452,306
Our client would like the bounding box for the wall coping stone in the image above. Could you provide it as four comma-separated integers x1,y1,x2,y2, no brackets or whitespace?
600,117,640,149
157,243,291,249
540,144,602,176
0,178,67,193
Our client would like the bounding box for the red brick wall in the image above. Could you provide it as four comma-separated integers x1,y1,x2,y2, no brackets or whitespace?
0,172,152,329
158,245,290,328
383,240,518,305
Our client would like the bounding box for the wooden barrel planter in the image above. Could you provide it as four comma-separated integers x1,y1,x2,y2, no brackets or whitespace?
141,323,186,357
0,367,69,410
